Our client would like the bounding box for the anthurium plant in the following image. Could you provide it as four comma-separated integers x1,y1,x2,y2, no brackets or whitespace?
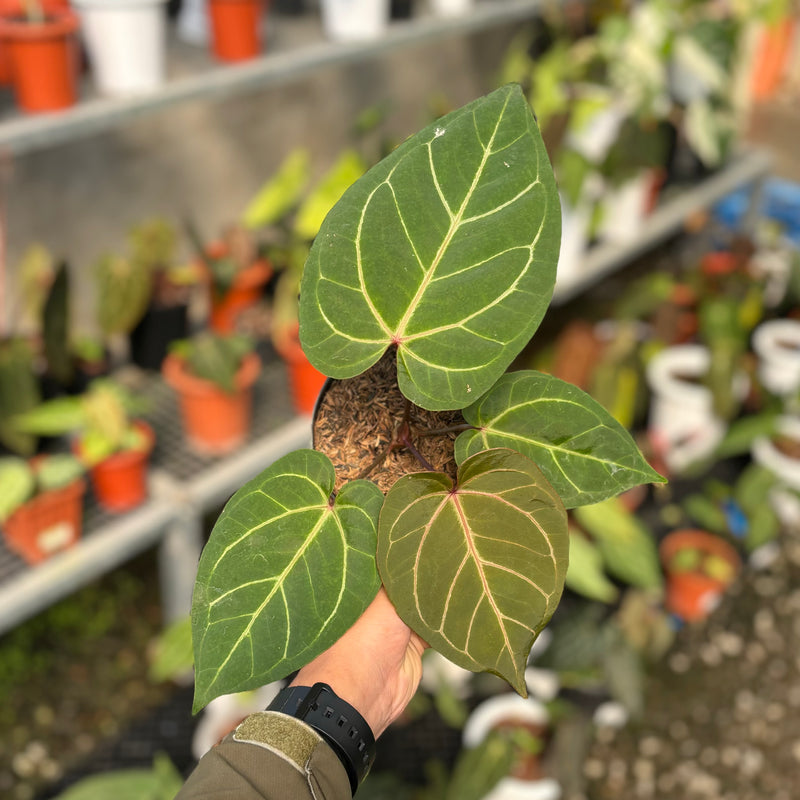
190,85,665,711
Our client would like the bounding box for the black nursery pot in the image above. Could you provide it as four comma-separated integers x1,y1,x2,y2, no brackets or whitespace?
129,303,190,372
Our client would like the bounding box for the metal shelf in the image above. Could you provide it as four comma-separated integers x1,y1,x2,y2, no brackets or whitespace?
0,361,311,636
552,148,773,305
0,0,547,157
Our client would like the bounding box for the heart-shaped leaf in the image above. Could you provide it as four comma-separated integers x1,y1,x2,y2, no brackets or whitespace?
455,371,665,508
377,448,568,694
191,449,383,710
299,84,561,411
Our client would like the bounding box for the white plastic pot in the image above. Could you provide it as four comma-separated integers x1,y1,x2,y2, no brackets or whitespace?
73,0,168,97
463,694,561,800
751,414,800,527
598,171,654,245
320,0,390,41
752,318,800,397
176,0,209,44
645,344,725,474
429,0,474,17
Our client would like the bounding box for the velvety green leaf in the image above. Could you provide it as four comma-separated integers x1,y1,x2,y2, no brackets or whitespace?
572,497,663,591
192,450,383,710
565,529,619,604
299,84,561,411
456,371,665,508
378,448,568,694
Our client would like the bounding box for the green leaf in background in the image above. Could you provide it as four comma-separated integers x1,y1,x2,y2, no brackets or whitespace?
52,753,182,800
572,497,663,592
0,458,34,522
565,529,619,604
300,84,561,411
192,450,383,710
294,149,367,241
242,148,311,229
42,261,73,387
455,371,664,508
378,448,568,695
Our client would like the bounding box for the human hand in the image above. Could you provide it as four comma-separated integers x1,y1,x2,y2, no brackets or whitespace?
290,587,428,737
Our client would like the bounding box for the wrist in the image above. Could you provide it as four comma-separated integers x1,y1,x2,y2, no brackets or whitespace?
267,682,376,796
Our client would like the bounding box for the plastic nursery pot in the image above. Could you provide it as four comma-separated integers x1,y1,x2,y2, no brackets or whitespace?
203,244,273,334
752,318,800,398
462,693,561,800
129,302,190,371
208,0,264,62
273,324,327,416
320,0,390,42
79,420,156,513
750,15,796,101
0,8,81,112
2,478,86,564
162,351,261,455
71,0,169,97
659,529,742,623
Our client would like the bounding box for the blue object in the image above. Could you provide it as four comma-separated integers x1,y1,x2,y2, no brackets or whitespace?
714,178,800,244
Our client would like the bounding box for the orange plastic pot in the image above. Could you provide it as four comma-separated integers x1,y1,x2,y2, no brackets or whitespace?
274,325,327,416
660,529,741,623
751,16,796,101
0,9,80,112
163,351,261,454
208,0,264,62
81,421,155,513
202,244,272,334
2,478,86,564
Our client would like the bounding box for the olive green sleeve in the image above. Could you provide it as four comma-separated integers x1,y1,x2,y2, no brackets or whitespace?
174,711,352,800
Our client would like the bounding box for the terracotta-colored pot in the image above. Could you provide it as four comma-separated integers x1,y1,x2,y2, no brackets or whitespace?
274,325,327,416
81,420,155,513
202,244,272,334
0,8,80,112
2,477,86,564
162,351,261,454
750,16,795,101
660,529,741,622
208,0,264,62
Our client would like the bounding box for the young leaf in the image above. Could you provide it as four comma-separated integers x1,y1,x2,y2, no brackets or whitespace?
192,450,383,711
572,497,663,592
300,84,561,411
455,371,665,508
378,448,568,695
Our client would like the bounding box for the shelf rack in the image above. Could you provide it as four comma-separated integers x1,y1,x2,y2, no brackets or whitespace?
553,148,773,305
0,148,772,637
0,0,548,157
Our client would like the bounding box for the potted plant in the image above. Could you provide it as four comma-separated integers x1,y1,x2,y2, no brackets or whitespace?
188,86,665,713
461,693,560,800
659,528,741,622
243,147,366,413
0,453,86,563
186,221,273,335
11,378,155,512
127,218,196,371
71,0,169,96
162,331,261,455
0,336,41,456
0,0,81,113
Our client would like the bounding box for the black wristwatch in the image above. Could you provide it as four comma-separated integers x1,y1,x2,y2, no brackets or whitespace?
266,682,376,795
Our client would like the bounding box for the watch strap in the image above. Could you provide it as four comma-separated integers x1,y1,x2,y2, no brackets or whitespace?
267,682,376,795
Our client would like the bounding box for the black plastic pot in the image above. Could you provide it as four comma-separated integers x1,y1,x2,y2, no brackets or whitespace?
129,303,190,372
